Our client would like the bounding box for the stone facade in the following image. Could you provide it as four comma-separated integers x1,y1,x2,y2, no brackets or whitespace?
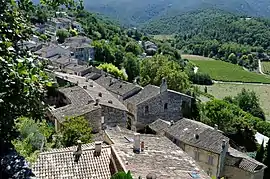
101,105,127,128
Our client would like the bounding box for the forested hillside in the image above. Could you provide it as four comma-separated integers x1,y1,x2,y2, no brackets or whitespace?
32,0,270,25
143,9,270,70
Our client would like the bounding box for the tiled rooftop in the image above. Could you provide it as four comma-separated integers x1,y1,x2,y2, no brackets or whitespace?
148,118,171,134
226,147,266,173
105,127,211,179
32,143,113,179
54,72,128,112
165,118,230,154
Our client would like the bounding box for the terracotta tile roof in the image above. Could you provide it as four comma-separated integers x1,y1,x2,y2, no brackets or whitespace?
32,144,113,179
226,147,266,173
105,127,211,179
165,118,230,154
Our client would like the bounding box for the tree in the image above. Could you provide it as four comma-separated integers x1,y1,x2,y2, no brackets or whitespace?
111,171,133,179
256,140,265,162
125,42,143,56
61,116,92,147
97,63,127,80
69,29,78,37
56,29,70,43
140,55,190,93
264,142,270,179
124,53,140,82
234,88,265,120
228,53,237,64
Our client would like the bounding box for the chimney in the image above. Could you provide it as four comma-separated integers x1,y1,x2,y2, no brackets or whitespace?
89,81,93,87
170,120,174,126
83,85,87,89
73,140,82,163
160,78,167,93
109,77,113,86
214,124,218,130
194,128,199,140
95,99,99,106
222,139,226,149
94,141,102,156
133,133,140,154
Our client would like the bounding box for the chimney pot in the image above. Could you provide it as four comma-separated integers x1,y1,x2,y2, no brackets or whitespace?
73,140,82,163
195,128,199,140
160,78,168,93
95,99,99,106
170,120,174,126
214,124,218,130
89,81,93,87
222,139,226,149
133,133,140,154
83,85,87,89
95,141,102,156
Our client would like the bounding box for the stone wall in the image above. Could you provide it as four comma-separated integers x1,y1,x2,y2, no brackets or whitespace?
84,107,102,133
136,91,191,128
101,105,127,128
184,144,220,178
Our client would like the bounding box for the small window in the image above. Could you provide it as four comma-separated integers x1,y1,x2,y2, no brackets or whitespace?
208,155,214,165
194,150,200,161
144,106,149,114
164,103,168,110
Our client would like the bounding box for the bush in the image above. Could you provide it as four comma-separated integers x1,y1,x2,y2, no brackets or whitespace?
97,63,127,80
188,72,213,85
56,29,70,43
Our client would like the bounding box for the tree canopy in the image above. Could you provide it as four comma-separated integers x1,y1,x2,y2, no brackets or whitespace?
140,55,190,93
97,63,127,80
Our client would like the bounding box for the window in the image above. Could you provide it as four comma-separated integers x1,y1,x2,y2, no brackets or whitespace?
144,106,149,114
208,155,214,165
164,103,168,110
194,150,200,161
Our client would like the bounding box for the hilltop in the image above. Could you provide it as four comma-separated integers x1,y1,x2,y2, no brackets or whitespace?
80,0,270,25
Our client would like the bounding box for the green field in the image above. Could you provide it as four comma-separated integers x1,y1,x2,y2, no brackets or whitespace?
197,83,270,120
186,56,270,83
262,61,270,74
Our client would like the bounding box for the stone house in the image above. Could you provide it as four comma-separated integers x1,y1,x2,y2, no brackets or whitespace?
160,118,266,179
53,72,129,129
50,17,72,30
104,126,211,179
62,36,95,63
124,78,192,131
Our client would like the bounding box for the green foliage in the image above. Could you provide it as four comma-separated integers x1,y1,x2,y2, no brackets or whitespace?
264,142,270,179
124,53,140,82
69,29,78,37
140,55,190,93
111,171,133,179
0,0,53,149
12,117,54,163
203,99,258,151
97,63,127,80
39,34,48,41
125,42,143,56
144,9,270,70
189,58,270,83
255,140,265,162
233,88,265,120
56,29,70,43
61,116,92,147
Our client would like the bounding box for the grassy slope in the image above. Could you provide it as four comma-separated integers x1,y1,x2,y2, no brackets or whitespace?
262,61,270,75
197,83,270,120
186,56,270,83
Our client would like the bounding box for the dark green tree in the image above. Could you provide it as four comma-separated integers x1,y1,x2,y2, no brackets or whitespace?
125,42,143,56
256,140,265,162
264,142,270,179
56,29,70,43
61,116,92,147
124,53,140,82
